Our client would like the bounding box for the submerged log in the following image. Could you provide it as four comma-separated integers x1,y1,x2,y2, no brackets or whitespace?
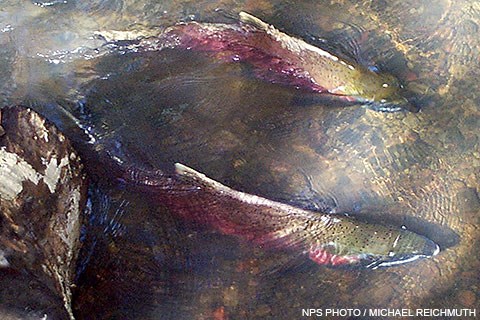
0,106,87,319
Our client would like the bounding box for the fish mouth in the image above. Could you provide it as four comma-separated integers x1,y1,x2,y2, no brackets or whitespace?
362,96,419,113
364,240,440,269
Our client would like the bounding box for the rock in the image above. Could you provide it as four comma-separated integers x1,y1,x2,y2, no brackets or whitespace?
0,106,88,320
456,187,480,213
456,290,477,307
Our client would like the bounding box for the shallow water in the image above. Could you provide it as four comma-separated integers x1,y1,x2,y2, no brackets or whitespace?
0,0,479,319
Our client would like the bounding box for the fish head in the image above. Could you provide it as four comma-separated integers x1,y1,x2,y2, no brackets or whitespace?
350,70,418,112
359,228,441,269
308,220,439,269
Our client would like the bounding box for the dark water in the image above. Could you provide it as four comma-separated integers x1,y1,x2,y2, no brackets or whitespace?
1,0,479,319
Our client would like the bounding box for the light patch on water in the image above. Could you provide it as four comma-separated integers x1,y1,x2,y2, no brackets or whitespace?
1,25,13,33
34,1,67,8
0,249,10,267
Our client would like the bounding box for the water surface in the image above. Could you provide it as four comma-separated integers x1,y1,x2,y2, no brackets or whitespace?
0,0,479,319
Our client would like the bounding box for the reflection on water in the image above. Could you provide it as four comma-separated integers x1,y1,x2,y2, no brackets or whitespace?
0,0,479,319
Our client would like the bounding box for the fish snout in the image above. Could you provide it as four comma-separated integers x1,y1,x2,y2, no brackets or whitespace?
367,234,440,269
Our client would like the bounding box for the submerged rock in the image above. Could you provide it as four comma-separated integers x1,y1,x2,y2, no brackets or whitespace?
0,106,87,319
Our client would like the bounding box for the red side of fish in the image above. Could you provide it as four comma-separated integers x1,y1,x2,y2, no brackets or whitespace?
122,164,439,269
309,247,360,266
163,22,329,94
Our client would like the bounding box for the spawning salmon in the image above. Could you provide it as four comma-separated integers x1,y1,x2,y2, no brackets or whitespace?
159,12,416,112
95,12,416,112
124,163,439,268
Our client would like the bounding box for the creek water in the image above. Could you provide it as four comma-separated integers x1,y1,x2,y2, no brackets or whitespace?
0,0,479,319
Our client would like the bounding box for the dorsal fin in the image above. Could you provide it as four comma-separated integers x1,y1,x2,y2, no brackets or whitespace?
174,162,307,213
238,11,340,61
238,11,272,31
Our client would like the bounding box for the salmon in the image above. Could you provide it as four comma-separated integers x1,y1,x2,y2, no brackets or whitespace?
158,12,416,112
124,163,439,268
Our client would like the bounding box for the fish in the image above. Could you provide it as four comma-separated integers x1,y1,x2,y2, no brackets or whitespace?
157,12,416,112
123,163,439,269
